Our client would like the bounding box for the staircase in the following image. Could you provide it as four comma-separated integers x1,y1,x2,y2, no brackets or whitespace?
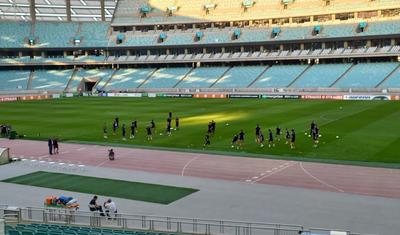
209,67,233,88
173,67,195,88
329,63,356,87
375,64,400,88
287,65,311,87
247,66,270,88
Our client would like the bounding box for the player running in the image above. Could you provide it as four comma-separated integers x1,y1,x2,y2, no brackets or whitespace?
285,128,290,144
146,125,152,141
275,126,281,142
290,129,296,149
268,129,275,148
255,124,261,143
259,131,265,148
238,130,245,149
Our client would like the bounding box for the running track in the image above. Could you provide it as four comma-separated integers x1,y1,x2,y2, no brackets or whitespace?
1,139,400,199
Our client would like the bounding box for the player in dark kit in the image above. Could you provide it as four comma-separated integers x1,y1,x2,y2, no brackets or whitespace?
290,129,296,149
115,116,119,128
231,134,239,149
211,120,216,134
133,120,138,133
112,120,117,135
168,112,172,119
166,123,172,136
175,117,179,130
259,131,265,148
103,123,108,139
122,124,126,140
207,122,212,135
268,129,275,148
238,130,245,149
203,134,210,148
285,128,290,144
310,120,316,136
276,126,281,142
146,125,152,140
150,120,156,133
255,124,261,143
312,125,320,147
130,121,136,139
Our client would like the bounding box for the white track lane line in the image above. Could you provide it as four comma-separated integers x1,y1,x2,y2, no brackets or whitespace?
251,161,297,184
181,156,199,176
300,162,344,193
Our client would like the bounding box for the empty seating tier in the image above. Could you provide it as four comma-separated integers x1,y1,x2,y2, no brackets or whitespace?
291,64,352,88
32,70,74,91
105,68,156,90
212,66,267,88
177,67,229,88
250,65,308,88
141,67,192,88
0,70,30,91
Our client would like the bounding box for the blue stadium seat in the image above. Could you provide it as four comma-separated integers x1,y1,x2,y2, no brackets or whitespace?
177,67,229,88
0,70,30,91
213,66,267,88
141,67,192,88
105,68,156,90
32,70,74,90
251,65,308,88
291,64,352,88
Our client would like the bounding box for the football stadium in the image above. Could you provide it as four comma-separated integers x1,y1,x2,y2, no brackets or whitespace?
0,0,400,235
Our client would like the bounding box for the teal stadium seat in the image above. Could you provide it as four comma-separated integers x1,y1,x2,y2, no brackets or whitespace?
141,67,192,88
212,66,267,88
177,67,230,88
105,68,156,90
251,65,308,88
0,70,30,91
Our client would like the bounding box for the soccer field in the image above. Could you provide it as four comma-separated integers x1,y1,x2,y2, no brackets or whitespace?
0,97,399,165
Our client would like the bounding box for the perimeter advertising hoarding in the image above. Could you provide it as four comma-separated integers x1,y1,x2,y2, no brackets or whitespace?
302,95,344,100
108,93,142,97
0,97,18,102
261,95,301,99
194,94,226,99
343,95,391,100
228,94,260,98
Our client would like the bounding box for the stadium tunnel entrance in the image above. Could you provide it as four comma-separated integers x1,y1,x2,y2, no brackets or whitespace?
82,78,99,92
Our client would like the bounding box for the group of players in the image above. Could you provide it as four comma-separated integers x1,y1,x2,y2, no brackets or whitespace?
103,112,180,141
103,113,320,150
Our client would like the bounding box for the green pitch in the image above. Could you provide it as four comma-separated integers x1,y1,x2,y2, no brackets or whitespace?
2,171,198,204
0,97,399,165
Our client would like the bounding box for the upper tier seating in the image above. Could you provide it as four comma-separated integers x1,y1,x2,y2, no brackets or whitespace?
31,70,73,90
177,67,229,88
77,22,110,47
0,70,30,91
34,22,79,48
105,68,156,90
212,66,267,88
291,64,352,88
334,62,399,88
250,65,308,88
0,22,31,48
141,67,192,88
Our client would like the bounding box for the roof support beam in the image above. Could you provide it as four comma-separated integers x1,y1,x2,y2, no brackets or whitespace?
100,0,105,21
30,0,36,22
66,0,71,21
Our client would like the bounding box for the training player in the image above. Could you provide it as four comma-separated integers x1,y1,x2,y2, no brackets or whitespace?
255,124,261,143
238,130,245,149
276,126,281,142
115,116,119,128
175,117,179,130
122,124,126,140
231,134,239,149
166,122,172,136
146,125,152,141
211,120,216,135
285,128,290,144
103,123,108,139
259,131,265,148
310,120,316,136
203,134,211,148
130,121,136,139
268,129,275,148
290,129,296,149
133,119,138,133
150,120,156,133
112,120,118,135
312,124,320,148
207,122,212,135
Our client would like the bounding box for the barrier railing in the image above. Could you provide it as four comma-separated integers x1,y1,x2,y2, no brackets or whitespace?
0,207,376,235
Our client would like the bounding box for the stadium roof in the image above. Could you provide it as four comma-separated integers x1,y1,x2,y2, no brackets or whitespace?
0,0,117,21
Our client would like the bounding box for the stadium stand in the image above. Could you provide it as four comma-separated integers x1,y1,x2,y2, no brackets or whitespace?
67,69,115,92
34,22,79,48
212,66,267,88
333,62,400,88
176,67,230,88
250,65,309,88
0,22,31,48
291,64,353,88
105,68,156,90
0,70,31,91
77,22,110,47
31,70,74,91
141,67,192,88
379,65,400,88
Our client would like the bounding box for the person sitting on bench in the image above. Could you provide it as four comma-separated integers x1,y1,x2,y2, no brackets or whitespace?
89,195,105,216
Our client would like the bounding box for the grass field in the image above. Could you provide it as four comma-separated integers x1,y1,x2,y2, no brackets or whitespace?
1,171,198,204
0,97,399,165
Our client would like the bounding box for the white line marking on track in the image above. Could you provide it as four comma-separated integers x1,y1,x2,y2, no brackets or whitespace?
181,156,199,176
251,161,297,184
300,162,344,193
96,159,110,167
76,147,86,151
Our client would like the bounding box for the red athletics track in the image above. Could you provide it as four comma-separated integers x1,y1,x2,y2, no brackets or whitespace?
1,139,400,199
